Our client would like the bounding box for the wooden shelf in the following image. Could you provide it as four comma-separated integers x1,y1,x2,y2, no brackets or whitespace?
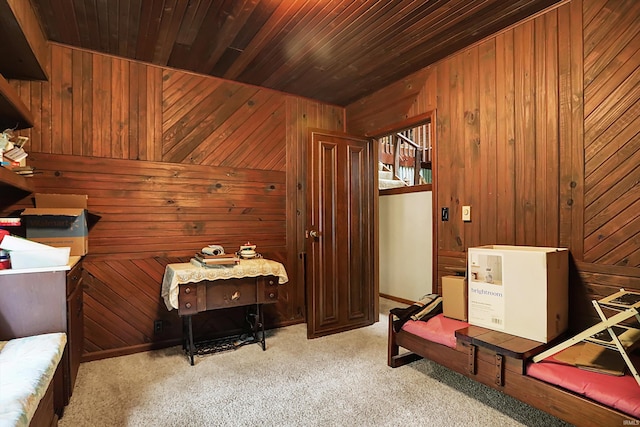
0,74,34,130
0,164,34,193
0,0,49,81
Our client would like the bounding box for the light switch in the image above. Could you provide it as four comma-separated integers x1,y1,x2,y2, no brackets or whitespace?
462,205,471,222
441,207,449,221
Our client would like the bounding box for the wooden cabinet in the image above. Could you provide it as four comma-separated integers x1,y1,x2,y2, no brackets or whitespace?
0,258,84,409
65,261,84,399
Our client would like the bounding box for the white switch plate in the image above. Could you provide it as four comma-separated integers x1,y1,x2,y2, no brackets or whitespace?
462,205,471,221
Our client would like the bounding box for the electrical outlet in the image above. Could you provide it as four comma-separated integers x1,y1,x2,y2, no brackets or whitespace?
441,207,449,221
154,320,163,333
462,206,471,222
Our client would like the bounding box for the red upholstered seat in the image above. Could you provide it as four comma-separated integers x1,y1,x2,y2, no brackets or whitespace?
527,350,640,418
401,314,469,349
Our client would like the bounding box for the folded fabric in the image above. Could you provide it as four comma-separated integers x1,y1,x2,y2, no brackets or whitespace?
390,294,443,332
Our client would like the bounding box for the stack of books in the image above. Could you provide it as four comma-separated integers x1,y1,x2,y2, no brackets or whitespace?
3,146,28,162
192,252,240,267
9,166,35,176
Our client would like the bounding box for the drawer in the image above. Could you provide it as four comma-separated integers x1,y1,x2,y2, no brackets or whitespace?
178,284,198,315
66,262,83,297
258,276,279,303
204,279,257,309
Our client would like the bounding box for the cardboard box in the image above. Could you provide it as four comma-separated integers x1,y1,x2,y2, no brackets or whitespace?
467,245,568,343
0,235,70,269
21,194,88,255
442,275,467,321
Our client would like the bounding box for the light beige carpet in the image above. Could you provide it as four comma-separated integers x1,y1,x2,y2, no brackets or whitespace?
59,298,570,427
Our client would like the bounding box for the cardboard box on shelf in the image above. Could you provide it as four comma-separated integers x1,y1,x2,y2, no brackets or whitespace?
442,275,467,321
467,245,568,343
0,235,70,269
21,194,88,256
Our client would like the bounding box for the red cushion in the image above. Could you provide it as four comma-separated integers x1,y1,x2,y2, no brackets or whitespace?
527,350,640,418
401,314,469,349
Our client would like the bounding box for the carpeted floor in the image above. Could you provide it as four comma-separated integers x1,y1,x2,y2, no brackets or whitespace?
58,298,571,427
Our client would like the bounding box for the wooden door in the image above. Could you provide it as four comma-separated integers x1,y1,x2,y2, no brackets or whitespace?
306,129,377,338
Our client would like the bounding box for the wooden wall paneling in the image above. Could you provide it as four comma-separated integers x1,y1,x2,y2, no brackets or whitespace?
463,46,480,248
50,45,62,155
571,261,640,329
289,97,307,323
162,79,254,164
29,81,43,152
557,4,575,250
585,104,640,174
582,0,605,27
127,59,139,159
513,20,536,246
23,150,293,357
89,261,159,334
494,30,516,245
92,52,110,157
568,0,584,259
435,58,451,252
407,67,438,117
345,68,431,136
436,251,466,295
478,39,497,246
196,88,273,166
150,65,163,162
133,60,149,161
534,15,548,248
582,0,640,267
71,49,83,155
231,100,287,171
80,50,93,157
111,57,128,159
543,10,560,247
41,68,51,154
450,53,465,251
60,45,72,155
214,93,285,170
34,82,44,152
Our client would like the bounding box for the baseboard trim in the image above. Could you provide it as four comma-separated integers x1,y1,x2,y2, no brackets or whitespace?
379,293,416,305
81,339,183,362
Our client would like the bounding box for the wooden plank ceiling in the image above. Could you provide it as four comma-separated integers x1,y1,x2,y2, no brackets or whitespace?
29,0,562,106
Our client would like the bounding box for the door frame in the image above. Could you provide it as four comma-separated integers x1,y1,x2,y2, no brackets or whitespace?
365,110,438,297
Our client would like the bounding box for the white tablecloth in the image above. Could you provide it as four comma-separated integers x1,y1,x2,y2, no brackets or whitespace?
161,258,289,310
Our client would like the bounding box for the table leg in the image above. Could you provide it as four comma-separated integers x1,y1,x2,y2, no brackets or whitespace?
259,303,266,351
186,314,195,366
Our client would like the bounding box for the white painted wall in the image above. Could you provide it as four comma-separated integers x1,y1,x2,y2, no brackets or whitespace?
379,191,432,301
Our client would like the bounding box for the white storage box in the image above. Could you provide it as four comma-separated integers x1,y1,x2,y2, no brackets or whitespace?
0,235,70,269
467,245,568,343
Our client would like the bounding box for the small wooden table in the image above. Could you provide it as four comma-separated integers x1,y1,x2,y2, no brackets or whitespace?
161,258,288,365
455,325,549,386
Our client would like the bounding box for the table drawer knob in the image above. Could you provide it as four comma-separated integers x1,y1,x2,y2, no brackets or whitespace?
269,280,274,285
185,302,192,309
269,293,275,299
232,291,241,301
184,287,191,294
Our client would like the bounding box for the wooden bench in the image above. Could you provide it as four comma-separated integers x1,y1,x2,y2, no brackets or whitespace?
388,313,640,426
